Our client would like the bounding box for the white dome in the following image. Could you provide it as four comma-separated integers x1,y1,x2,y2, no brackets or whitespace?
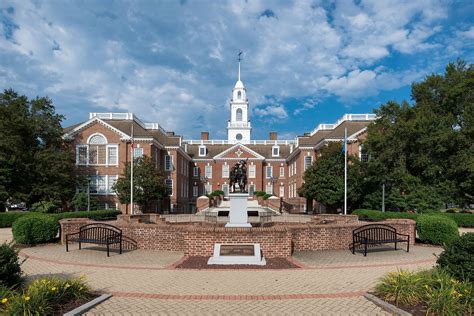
234,80,245,89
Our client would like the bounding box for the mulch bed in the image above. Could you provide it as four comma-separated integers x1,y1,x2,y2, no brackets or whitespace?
175,256,301,269
370,293,430,316
52,293,101,316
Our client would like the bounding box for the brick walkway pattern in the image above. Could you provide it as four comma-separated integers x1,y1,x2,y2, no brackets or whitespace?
18,243,442,315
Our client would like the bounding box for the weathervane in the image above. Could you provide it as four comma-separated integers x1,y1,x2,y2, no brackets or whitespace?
238,50,243,62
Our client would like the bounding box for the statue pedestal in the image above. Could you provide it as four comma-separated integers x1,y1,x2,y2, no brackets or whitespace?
225,193,251,228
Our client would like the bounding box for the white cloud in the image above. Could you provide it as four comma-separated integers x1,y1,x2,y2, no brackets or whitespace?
0,0,466,138
254,104,288,119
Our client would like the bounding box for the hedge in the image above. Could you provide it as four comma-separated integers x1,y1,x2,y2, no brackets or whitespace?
0,210,120,228
12,215,60,244
352,209,473,227
416,215,459,245
0,212,29,228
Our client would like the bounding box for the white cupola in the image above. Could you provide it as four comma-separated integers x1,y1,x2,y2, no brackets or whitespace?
227,52,251,143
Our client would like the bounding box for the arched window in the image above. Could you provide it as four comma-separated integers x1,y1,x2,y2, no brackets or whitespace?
237,91,242,99
236,108,243,121
88,134,107,165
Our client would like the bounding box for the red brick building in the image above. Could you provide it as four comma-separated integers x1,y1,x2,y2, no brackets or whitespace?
63,64,374,214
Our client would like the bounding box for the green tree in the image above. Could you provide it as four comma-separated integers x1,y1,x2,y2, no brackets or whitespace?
0,89,77,208
361,60,474,211
113,156,168,212
299,143,360,212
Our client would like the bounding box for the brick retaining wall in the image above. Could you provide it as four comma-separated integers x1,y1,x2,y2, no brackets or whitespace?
59,218,415,258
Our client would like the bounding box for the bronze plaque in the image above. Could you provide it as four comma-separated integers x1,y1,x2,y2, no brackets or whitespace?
220,245,255,256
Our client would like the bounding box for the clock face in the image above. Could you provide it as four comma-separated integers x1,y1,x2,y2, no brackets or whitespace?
236,133,243,141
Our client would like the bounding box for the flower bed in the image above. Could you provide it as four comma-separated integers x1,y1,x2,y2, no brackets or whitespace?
0,242,96,315
373,269,473,315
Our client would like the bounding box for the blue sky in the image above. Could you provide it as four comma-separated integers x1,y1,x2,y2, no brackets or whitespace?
0,0,473,140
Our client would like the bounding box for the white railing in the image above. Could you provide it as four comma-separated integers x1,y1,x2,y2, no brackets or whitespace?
227,121,252,128
89,112,168,135
183,139,296,145
310,113,376,136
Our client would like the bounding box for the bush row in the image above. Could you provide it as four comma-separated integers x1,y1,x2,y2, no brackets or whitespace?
0,212,29,228
9,210,121,245
352,209,473,227
0,210,120,228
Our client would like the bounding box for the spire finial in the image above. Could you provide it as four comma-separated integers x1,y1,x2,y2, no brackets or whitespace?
237,50,243,81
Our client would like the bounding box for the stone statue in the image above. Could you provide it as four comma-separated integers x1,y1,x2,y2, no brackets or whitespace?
230,159,248,193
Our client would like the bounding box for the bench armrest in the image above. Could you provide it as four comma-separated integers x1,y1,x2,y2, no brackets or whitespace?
66,232,80,239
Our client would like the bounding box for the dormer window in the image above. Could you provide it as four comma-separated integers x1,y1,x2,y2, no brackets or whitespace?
199,145,206,157
272,145,280,157
237,91,242,99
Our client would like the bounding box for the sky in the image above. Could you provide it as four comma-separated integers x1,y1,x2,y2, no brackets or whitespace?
0,0,473,140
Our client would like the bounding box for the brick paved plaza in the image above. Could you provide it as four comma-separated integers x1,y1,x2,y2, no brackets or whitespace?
14,233,443,315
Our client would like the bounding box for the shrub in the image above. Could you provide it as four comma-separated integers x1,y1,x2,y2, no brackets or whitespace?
30,201,59,213
0,242,22,288
0,212,28,228
443,213,474,228
12,215,59,244
417,215,459,245
254,191,266,197
263,194,272,200
437,233,474,282
51,210,120,222
375,269,473,315
212,190,224,196
1,276,92,315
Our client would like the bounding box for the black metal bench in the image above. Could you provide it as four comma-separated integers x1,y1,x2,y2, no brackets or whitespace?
351,224,410,256
66,223,123,257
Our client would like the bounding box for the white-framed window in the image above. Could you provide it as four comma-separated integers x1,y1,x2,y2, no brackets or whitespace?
205,165,212,178
222,164,229,178
222,184,229,197
108,175,118,193
199,145,206,157
133,147,143,158
266,184,273,195
304,156,313,171
249,164,256,178
89,175,107,194
279,166,284,177
107,145,118,165
76,145,88,165
294,161,296,175
249,184,255,196
204,183,212,195
193,167,199,177
359,145,369,162
165,155,172,171
165,179,173,196
279,186,285,198
193,186,198,197
266,166,272,178
272,145,280,157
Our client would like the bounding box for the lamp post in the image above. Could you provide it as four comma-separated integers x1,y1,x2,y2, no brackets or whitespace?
382,180,386,213
200,176,209,195
269,176,278,196
87,176,91,212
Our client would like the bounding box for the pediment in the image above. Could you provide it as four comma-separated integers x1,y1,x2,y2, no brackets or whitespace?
213,143,264,160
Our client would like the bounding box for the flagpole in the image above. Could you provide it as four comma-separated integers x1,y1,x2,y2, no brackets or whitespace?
130,124,134,215
344,127,347,215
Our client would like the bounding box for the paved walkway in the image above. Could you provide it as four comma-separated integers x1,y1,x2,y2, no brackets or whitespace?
18,243,442,315
0,228,13,243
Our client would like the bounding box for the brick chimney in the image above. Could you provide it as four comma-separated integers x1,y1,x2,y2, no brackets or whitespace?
201,131,209,140
269,132,277,140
